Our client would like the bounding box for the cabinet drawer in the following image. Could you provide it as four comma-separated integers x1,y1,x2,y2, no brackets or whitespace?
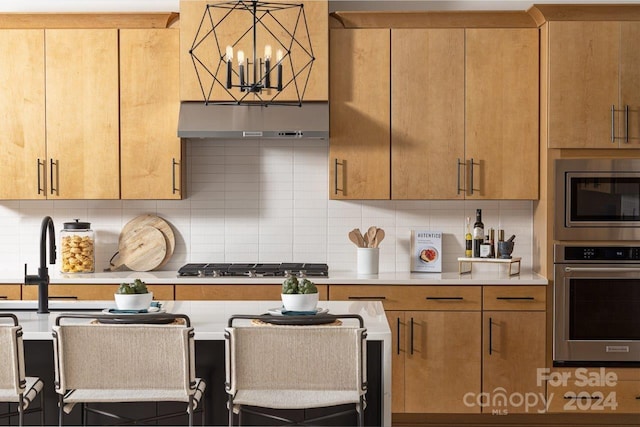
547,380,640,413
0,284,21,300
329,285,481,311
483,285,546,311
22,284,174,301
175,284,328,301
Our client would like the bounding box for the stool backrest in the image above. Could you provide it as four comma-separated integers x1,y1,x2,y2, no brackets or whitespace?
0,316,25,395
225,325,366,395
53,323,196,393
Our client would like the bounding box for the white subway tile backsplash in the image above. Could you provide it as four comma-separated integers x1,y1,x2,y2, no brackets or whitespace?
0,141,535,274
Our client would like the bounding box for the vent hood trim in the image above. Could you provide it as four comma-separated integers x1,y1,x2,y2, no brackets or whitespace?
177,101,329,140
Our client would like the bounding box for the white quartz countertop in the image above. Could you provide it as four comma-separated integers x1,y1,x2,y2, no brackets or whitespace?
0,300,392,341
0,269,548,285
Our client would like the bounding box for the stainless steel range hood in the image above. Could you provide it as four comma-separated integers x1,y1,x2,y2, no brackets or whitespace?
177,102,329,139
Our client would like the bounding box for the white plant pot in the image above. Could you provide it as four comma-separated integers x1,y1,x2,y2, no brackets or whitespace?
281,293,319,312
114,292,153,310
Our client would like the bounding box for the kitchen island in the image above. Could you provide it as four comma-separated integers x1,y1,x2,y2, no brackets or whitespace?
1,300,391,426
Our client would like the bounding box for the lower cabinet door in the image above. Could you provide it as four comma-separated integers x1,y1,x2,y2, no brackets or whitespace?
482,311,546,414
404,311,481,413
385,310,405,413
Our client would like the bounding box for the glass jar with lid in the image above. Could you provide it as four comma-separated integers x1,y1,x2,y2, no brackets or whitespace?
60,219,95,273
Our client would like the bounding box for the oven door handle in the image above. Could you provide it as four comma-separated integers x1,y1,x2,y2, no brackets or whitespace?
564,267,640,273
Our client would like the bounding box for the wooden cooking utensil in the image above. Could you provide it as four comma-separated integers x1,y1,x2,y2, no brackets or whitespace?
367,226,377,248
373,228,385,247
353,228,366,247
348,230,362,247
121,214,175,268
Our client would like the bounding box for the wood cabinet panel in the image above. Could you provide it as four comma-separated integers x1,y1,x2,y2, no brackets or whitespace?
22,284,174,301
329,28,390,199
391,29,465,199
0,29,45,199
329,285,481,311
547,379,640,413
405,311,481,413
0,284,21,300
386,310,405,413
45,29,120,199
120,28,182,199
483,285,546,311
620,22,640,147
547,21,619,148
175,284,328,301
465,28,539,199
482,311,546,413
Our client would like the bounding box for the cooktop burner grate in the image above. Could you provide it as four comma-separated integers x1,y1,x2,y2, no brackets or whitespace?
177,262,328,278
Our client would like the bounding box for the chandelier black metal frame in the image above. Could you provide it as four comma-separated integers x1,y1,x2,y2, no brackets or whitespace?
189,0,315,106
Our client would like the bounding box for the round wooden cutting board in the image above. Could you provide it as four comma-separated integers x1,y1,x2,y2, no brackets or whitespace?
117,225,167,272
120,214,175,268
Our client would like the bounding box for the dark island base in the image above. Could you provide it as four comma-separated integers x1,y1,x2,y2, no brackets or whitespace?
1,341,381,426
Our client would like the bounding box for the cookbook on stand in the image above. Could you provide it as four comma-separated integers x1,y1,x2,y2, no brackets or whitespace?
411,230,442,273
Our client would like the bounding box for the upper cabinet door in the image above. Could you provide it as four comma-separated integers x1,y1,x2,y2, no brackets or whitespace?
45,29,120,199
547,21,619,149
120,29,182,199
0,30,45,199
465,28,539,199
179,0,328,103
329,28,390,199
391,29,465,200
620,22,640,147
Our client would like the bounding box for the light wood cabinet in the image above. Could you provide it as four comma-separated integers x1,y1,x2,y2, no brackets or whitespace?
179,0,328,103
465,29,539,199
391,29,465,200
482,286,546,414
0,284,21,300
120,28,183,199
45,29,120,199
175,284,328,301
22,284,174,301
546,21,640,148
0,30,45,199
329,28,390,199
330,27,538,200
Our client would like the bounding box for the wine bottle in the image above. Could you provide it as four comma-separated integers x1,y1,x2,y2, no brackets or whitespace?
472,209,484,258
465,217,472,257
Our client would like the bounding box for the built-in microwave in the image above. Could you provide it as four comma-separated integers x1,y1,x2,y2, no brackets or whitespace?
555,158,640,241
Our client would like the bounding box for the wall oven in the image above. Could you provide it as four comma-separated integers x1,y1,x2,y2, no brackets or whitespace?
554,244,640,366
555,158,640,240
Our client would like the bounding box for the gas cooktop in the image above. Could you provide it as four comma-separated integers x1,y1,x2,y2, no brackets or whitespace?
177,263,329,278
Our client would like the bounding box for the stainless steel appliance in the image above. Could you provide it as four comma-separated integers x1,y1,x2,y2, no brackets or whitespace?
554,244,640,366
177,263,328,278
555,158,640,240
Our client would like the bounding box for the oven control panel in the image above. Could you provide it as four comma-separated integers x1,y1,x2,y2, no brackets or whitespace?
562,246,640,261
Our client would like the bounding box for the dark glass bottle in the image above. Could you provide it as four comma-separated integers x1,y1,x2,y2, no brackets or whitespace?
472,209,484,258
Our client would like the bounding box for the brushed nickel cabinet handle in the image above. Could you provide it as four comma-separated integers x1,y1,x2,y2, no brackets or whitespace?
611,104,616,143
334,158,344,195
37,158,45,195
172,158,179,195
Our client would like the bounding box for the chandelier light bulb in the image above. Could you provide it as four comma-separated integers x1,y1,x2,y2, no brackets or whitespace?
264,44,272,60
237,50,245,65
225,45,233,62
276,49,284,63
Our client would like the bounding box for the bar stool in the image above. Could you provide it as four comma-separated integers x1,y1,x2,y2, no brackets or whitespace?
52,313,206,426
0,313,45,426
225,314,367,426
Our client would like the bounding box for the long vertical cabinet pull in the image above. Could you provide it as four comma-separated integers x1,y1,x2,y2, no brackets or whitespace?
172,158,179,195
396,317,401,355
37,159,45,195
410,317,414,355
49,159,58,195
456,158,465,194
488,317,493,355
625,105,629,144
333,159,344,195
469,158,479,195
611,105,616,143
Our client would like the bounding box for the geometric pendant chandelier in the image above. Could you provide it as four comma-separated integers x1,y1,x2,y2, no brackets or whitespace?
188,0,315,106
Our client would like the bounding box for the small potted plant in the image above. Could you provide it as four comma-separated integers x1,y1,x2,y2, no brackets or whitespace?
114,279,153,310
281,276,318,312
